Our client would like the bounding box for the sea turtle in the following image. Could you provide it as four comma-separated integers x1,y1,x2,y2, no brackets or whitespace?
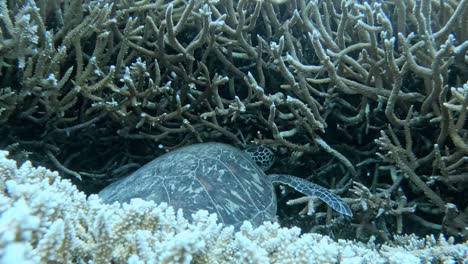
99,142,352,228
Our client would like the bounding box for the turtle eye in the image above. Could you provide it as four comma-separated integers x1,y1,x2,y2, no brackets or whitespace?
245,145,275,171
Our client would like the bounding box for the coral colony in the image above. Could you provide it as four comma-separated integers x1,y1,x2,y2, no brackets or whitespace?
0,0,467,262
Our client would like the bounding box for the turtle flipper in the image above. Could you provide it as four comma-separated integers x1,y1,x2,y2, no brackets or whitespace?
269,174,353,217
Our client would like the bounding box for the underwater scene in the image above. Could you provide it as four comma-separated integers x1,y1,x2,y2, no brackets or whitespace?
0,0,467,262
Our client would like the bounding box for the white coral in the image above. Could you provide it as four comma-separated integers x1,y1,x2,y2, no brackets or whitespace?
0,151,466,263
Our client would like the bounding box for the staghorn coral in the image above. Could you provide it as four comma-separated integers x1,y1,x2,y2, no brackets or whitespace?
0,0,467,242
0,150,467,263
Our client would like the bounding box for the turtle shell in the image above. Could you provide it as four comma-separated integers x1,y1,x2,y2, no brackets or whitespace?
99,143,277,228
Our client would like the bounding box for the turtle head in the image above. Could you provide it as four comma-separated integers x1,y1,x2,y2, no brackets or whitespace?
244,145,275,171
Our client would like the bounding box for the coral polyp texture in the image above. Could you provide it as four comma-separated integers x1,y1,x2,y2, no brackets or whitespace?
1,151,467,263
0,0,467,254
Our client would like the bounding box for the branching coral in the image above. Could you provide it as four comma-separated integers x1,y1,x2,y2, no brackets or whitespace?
0,151,467,263
0,0,467,242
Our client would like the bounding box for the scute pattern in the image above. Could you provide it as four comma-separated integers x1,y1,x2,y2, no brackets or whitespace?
244,145,275,171
99,143,277,228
